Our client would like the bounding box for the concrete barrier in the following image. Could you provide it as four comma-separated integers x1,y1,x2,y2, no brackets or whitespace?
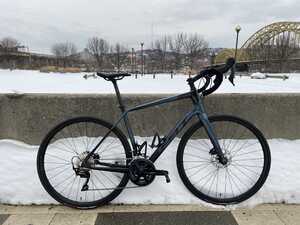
0,93,299,145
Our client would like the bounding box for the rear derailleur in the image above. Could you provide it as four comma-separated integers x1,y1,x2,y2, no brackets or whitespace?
71,151,99,191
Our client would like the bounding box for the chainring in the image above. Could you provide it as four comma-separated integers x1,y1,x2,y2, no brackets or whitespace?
128,158,156,186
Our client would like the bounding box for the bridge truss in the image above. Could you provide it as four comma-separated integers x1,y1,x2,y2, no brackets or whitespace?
241,21,300,61
215,22,300,72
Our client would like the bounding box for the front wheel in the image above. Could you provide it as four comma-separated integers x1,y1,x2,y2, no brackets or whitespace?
37,117,132,208
177,115,271,205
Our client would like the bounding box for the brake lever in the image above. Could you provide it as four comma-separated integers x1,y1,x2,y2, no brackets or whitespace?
228,67,235,86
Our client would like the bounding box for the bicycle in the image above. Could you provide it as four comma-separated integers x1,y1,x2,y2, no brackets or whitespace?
37,58,271,208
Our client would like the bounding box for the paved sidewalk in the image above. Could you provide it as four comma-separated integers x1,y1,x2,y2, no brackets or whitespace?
0,204,299,225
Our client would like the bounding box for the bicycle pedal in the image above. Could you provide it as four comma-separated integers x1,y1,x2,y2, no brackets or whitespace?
154,170,170,183
165,174,170,183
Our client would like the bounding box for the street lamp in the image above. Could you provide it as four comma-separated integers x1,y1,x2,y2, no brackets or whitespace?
230,25,242,84
234,25,241,60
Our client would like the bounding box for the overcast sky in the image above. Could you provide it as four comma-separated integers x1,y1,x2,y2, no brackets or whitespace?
0,0,299,53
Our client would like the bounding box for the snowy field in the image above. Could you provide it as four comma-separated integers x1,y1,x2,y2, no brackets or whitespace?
0,69,300,94
0,138,299,207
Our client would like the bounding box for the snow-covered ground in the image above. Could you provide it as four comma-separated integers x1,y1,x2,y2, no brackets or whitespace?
0,138,299,207
0,69,299,94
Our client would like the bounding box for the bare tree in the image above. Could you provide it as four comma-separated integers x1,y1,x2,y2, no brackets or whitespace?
51,42,77,67
169,33,184,71
154,35,170,72
87,37,109,69
0,37,20,53
181,33,209,71
109,43,128,71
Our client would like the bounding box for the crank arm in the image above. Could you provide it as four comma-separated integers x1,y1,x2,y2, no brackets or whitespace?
150,170,170,183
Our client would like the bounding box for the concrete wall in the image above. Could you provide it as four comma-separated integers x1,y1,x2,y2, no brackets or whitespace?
0,93,299,145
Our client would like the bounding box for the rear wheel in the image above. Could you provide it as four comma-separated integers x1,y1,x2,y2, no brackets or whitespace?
37,117,132,208
177,115,271,204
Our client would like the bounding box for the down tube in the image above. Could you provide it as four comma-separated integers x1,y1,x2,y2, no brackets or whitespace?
149,110,198,162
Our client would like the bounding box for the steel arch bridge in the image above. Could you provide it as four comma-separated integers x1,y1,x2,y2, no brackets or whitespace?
215,22,300,72
241,21,300,50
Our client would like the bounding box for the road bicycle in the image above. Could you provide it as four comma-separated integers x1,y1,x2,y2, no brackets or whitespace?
37,58,271,208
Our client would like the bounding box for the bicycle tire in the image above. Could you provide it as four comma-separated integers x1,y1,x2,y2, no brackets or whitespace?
37,117,132,209
176,115,271,205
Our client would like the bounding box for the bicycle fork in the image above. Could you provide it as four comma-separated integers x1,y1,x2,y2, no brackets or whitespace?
194,97,228,165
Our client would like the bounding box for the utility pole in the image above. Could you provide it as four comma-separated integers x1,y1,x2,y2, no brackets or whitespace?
131,48,134,73
141,42,144,75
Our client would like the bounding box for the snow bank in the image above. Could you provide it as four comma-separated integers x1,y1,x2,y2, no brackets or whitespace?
0,138,300,207
251,72,267,79
1,69,300,94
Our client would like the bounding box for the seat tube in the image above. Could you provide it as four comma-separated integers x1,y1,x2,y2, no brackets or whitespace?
112,81,137,153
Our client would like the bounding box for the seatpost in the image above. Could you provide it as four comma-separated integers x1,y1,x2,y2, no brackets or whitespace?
112,80,125,112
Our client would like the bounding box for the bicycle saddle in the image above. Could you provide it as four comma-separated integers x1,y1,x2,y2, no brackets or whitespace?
96,72,131,81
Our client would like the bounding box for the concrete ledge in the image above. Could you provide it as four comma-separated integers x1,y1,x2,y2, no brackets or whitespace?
0,93,299,145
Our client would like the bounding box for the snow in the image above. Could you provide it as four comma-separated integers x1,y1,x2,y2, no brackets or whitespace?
0,138,300,207
251,72,267,79
0,69,300,94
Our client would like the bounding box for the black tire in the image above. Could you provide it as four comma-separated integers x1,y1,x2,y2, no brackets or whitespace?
177,115,271,205
37,117,132,209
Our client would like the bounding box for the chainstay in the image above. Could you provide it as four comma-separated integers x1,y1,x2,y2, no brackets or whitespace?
84,185,140,191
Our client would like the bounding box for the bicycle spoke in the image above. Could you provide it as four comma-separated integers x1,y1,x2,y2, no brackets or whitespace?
233,149,262,158
45,153,70,163
187,163,211,178
184,153,210,161
185,162,210,171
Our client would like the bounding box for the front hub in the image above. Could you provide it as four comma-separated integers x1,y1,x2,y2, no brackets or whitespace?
211,149,232,168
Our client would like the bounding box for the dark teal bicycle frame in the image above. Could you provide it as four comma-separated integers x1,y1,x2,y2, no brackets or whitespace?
84,79,226,172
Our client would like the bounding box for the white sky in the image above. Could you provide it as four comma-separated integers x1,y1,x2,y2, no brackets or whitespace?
0,0,299,53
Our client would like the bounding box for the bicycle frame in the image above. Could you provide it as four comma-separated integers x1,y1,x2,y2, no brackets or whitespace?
85,79,224,172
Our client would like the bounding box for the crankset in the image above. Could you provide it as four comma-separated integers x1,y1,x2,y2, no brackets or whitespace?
128,158,170,186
